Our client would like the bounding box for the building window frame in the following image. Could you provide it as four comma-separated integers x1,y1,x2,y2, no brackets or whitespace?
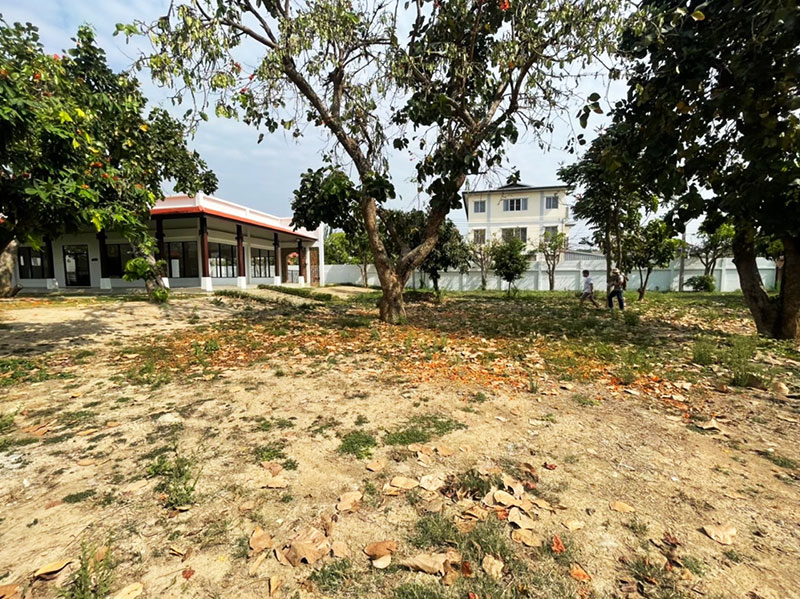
501,227,527,243
545,195,559,210
208,242,238,278
106,243,135,278
251,247,274,279
543,226,559,238
17,247,50,279
165,241,199,279
473,200,486,214
472,229,486,245
502,197,528,212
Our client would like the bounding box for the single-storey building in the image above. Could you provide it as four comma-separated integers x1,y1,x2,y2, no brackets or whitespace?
12,193,325,292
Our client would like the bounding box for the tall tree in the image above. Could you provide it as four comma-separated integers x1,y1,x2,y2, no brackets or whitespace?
690,222,735,277
0,21,216,298
129,0,621,322
491,236,529,296
607,0,800,339
470,238,497,292
536,230,568,291
629,219,681,300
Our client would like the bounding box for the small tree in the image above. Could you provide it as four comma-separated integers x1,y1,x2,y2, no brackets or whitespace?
537,231,569,291
491,237,529,296
690,222,735,277
419,220,471,300
325,230,373,286
470,239,497,291
629,220,681,300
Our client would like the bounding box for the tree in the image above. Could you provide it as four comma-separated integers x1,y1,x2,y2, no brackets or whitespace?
629,219,681,300
0,21,216,299
558,126,656,289
418,220,471,300
607,0,800,339
491,237,529,296
129,0,621,322
470,239,497,291
690,222,735,277
537,231,569,291
325,230,373,287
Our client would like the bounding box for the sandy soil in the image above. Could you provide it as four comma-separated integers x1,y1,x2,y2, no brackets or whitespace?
0,295,798,599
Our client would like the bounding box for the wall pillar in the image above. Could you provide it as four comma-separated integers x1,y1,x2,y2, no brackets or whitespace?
236,224,247,289
96,230,112,290
44,236,58,290
199,215,212,291
297,239,306,286
718,257,726,292
273,233,281,285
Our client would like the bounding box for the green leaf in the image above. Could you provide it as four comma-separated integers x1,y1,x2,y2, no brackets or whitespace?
690,10,705,21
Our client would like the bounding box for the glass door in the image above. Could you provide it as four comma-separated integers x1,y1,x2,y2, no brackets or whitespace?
63,245,91,287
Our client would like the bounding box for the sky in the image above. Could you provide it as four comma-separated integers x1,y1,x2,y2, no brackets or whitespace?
1,0,627,241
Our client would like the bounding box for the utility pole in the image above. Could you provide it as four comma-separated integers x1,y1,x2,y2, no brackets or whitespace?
678,230,687,291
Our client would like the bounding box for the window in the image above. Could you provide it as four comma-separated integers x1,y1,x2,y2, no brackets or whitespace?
473,200,486,214
165,241,199,278
501,227,527,243
502,198,527,212
543,226,559,238
472,229,486,245
251,248,274,278
106,243,135,278
208,243,238,278
17,247,50,279
545,195,559,209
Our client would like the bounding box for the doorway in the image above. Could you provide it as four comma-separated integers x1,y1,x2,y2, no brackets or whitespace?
63,245,91,287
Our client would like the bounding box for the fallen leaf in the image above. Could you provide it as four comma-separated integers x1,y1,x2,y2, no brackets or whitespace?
493,489,520,507
250,526,274,554
420,474,445,492
336,491,363,513
511,529,543,547
443,563,460,586
463,505,489,521
76,459,96,467
331,541,349,558
263,473,289,489
390,476,419,490
110,582,144,599
366,458,387,472
76,428,98,437
283,527,330,566
562,519,585,531
372,554,392,569
0,584,22,599
434,444,454,457
248,551,268,576
696,418,721,431
268,577,282,597
364,540,399,559
239,500,256,513
181,568,195,580
702,524,737,545
400,551,461,576
274,547,292,567
34,559,71,579
609,501,636,513
570,563,591,582
482,555,504,580
508,507,536,530
260,461,283,476
543,462,557,470
551,534,566,554
321,513,336,537
461,561,474,578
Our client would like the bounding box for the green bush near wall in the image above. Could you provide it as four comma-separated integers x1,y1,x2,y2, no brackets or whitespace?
257,285,334,302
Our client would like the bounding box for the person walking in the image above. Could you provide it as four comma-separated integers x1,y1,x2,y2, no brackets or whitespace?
607,268,626,311
580,269,601,308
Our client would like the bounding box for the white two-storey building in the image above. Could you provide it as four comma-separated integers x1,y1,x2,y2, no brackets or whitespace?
465,182,573,251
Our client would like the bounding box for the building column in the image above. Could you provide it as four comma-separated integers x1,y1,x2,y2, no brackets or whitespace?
44,236,58,290
273,233,281,285
236,224,247,289
97,231,112,290
297,239,306,286
156,216,165,259
199,215,213,292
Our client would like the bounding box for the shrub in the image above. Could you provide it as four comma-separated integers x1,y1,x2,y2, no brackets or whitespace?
686,275,715,292
692,339,716,365
724,335,760,387
257,284,333,302
146,449,201,508
59,542,114,599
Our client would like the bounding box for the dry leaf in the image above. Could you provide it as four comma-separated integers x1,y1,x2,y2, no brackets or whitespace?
702,524,737,545
76,459,96,467
372,554,392,569
274,547,292,567
366,458,387,472
268,577,282,597
511,529,543,547
493,490,520,507
239,500,256,513
321,513,336,537
434,444,454,457
364,540,399,559
390,476,419,490
337,491,363,512
250,526,274,554
0,584,22,599
382,482,402,496
110,583,144,599
551,534,566,554
570,563,591,582
543,462,557,470
609,501,636,513
400,551,460,576
562,519,585,531
508,507,536,530
283,527,330,566
331,541,349,558
261,461,283,476
482,555,504,580
417,452,435,467
181,568,195,580
419,474,445,492
34,559,71,579
696,418,721,431
263,473,289,489
248,551,268,576
463,505,489,521
76,428,98,437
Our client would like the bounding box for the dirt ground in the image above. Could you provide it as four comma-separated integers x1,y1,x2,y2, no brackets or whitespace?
0,292,798,599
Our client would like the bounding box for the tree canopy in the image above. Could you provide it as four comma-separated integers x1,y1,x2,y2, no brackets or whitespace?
0,20,216,255
491,236,529,296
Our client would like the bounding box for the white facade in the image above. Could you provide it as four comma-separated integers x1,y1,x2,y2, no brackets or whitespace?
12,194,325,292
465,182,573,251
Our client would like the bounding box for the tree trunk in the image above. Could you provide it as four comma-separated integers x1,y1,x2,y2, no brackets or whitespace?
377,269,407,324
360,261,368,287
604,228,613,291
732,226,800,339
431,274,441,300
638,268,651,301
0,237,20,298
548,270,555,291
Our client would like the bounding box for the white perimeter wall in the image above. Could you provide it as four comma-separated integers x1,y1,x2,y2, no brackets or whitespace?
324,256,778,293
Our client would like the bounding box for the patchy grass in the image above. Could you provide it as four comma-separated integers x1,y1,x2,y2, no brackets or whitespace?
337,430,378,459
0,357,51,387
384,414,466,446
309,559,353,593
62,490,97,504
146,450,201,508
758,451,798,469
59,542,114,599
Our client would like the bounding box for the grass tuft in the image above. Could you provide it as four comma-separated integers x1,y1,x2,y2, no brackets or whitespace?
384,414,466,446
337,430,378,459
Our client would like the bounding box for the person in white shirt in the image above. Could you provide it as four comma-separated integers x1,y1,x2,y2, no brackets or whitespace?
580,270,600,308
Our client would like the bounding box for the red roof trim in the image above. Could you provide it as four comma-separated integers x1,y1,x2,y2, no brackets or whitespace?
151,206,315,240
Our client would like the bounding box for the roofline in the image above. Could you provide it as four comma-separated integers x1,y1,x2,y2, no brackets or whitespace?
465,184,568,195
150,205,316,240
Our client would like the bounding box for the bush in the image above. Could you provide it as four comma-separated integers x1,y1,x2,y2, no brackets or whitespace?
686,275,715,292
692,339,716,365
257,284,333,302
